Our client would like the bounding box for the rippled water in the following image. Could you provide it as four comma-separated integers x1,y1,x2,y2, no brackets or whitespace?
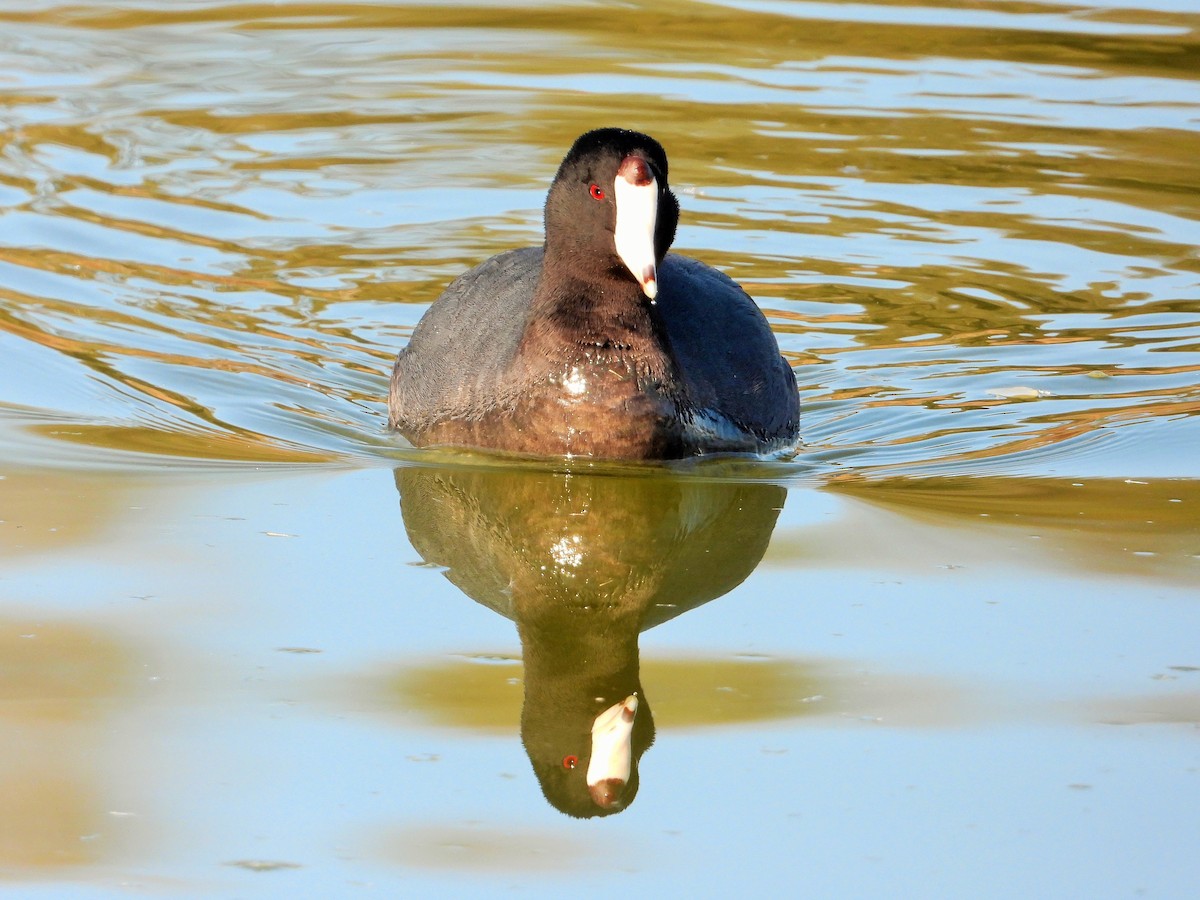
1,1,1198,896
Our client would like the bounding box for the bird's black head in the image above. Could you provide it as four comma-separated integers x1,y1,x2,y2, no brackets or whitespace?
542,128,680,299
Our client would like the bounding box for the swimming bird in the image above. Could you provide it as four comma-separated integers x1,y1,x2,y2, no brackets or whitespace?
388,128,799,459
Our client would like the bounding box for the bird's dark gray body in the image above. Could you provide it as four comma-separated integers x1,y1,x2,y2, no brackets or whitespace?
388,248,798,458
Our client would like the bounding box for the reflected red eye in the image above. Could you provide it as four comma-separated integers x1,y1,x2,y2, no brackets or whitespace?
562,754,579,769
589,184,605,201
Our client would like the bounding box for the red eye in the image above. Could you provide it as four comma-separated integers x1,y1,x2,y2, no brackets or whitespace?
562,755,579,770
589,184,605,201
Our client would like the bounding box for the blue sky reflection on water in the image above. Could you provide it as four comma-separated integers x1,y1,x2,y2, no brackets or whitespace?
3,465,1195,896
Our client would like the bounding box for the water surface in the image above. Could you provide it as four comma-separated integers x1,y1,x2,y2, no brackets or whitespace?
1,1,1198,896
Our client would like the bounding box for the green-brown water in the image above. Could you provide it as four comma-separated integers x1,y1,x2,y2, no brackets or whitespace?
1,1,1197,896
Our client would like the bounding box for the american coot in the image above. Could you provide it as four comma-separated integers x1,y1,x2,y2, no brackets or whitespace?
388,128,799,459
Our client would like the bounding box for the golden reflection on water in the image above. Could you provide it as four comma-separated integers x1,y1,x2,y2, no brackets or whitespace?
0,0,1196,472
386,656,827,732
382,654,989,730
0,469,131,556
0,620,135,870
825,475,1200,583
30,423,336,464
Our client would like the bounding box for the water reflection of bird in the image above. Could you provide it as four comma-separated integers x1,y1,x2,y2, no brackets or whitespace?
395,462,786,817
388,128,799,459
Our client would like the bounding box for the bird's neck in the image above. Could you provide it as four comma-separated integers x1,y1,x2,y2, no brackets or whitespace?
527,261,657,352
